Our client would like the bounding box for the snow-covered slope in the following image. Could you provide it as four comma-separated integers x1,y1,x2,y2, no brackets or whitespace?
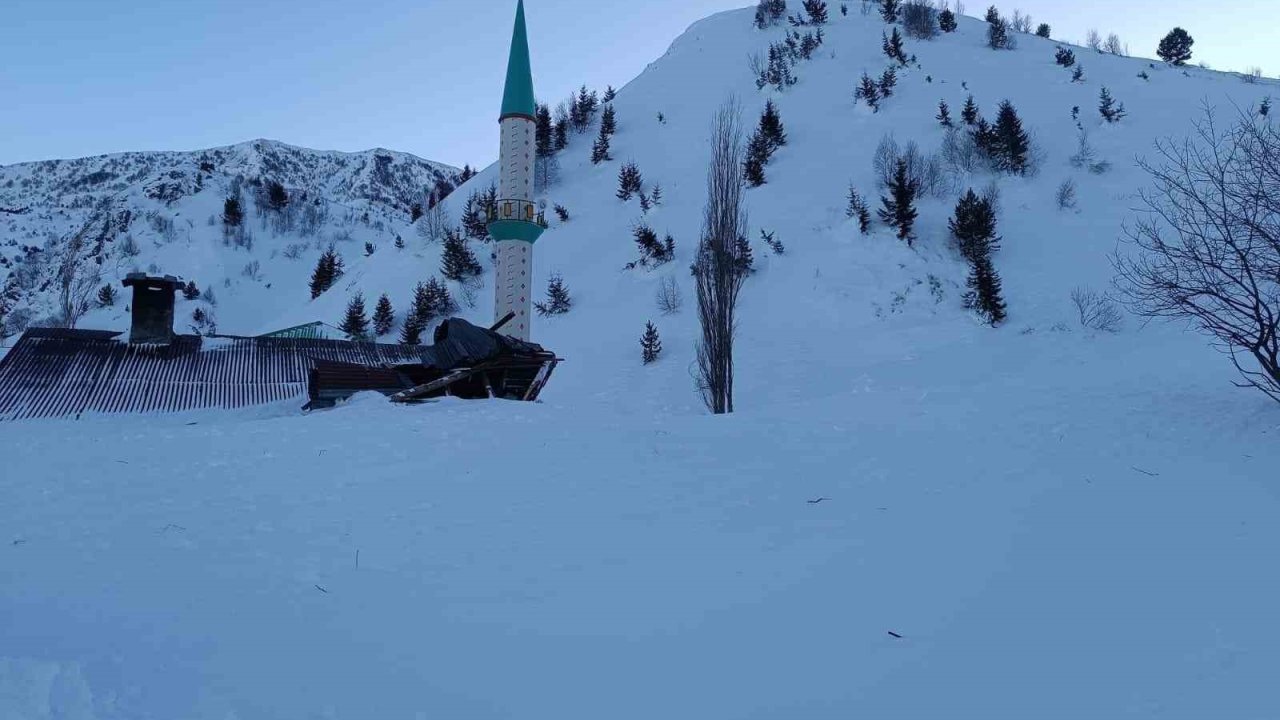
2,5,1279,720
0,139,460,335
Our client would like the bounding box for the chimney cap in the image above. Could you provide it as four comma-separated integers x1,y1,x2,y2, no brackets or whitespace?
122,273,181,289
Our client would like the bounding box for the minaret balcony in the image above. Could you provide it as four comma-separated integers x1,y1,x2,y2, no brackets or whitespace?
487,198,546,243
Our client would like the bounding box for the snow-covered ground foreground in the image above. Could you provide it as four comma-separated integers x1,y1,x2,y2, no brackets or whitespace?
3,322,1277,719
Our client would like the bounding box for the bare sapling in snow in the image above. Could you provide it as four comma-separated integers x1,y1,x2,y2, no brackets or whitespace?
1070,287,1121,332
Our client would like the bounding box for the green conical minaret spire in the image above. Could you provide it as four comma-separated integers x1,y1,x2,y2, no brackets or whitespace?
500,0,536,121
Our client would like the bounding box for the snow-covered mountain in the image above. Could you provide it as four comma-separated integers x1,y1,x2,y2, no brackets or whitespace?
0,139,461,335
2,4,1279,719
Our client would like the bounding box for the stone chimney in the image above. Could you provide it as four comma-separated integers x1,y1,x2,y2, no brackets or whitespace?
121,274,181,344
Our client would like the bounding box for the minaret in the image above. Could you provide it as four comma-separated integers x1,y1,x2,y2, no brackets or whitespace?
487,0,545,341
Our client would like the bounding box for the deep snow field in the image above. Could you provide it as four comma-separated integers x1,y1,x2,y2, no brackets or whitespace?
3,2,1280,718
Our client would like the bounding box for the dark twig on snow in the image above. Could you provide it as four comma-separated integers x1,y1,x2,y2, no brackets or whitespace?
887,631,903,639
1131,466,1160,477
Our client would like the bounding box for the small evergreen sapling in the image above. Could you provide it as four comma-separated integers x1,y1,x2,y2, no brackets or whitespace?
879,67,898,97
878,159,920,246
759,100,787,151
883,28,908,65
744,131,770,187
340,293,370,339
1261,97,1272,118
993,100,1030,174
847,185,872,234
938,7,957,32
640,322,662,364
372,294,395,336
961,95,980,125
603,85,617,102
735,234,755,276
856,72,882,111
1071,64,1085,82
617,162,643,200
937,100,953,127
534,273,573,316
880,0,900,23
97,283,117,307
591,125,613,164
650,184,663,206
1035,23,1051,38
554,204,570,221
181,281,200,300
1099,87,1126,122
965,250,1007,326
1055,46,1075,67
761,228,785,254
440,229,483,281
600,104,617,136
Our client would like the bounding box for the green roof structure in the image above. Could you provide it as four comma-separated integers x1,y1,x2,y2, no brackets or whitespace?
500,0,537,121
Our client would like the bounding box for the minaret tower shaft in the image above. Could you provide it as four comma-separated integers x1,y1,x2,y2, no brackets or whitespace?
488,0,545,341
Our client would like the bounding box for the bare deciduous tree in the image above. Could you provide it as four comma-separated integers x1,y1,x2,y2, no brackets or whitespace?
1085,28,1102,51
657,275,683,315
695,100,749,415
55,214,104,328
1115,107,1280,401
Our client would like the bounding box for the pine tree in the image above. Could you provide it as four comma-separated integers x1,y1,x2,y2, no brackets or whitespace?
633,224,667,264
964,251,1007,325
1035,23,1051,38
949,189,1001,262
97,283,117,307
554,204,570,221
373,294,395,336
395,235,406,250
938,7,957,32
340,293,370,339
1055,46,1076,67
425,276,458,317
1071,64,1085,82
534,272,573,316
600,104,617,136
554,117,569,150
309,248,343,299
847,185,872,234
937,99,953,127
535,104,554,158
880,0,900,23
962,95,980,125
802,0,828,24
591,125,613,164
759,99,787,152
640,321,662,364
181,281,200,300
856,72,882,111
400,283,431,345
883,28,907,65
1261,97,1272,118
879,67,898,97
993,100,1030,174
735,234,755,276
460,192,488,239
972,118,999,159
603,85,617,102
743,131,770,187
761,228,785,254
222,196,243,227
878,159,920,246
650,185,663,206
617,162,643,200
987,16,1011,49
984,5,1000,23
1157,27,1194,65
1099,87,1126,122
441,228,483,281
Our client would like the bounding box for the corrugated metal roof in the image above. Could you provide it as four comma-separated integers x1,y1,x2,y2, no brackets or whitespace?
0,328,440,421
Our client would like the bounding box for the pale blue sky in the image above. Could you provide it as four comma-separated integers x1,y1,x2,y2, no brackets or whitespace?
1,1,1274,168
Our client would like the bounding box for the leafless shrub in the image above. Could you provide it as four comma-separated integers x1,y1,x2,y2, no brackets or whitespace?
1070,128,1112,174
1009,9,1032,33
695,99,749,415
982,179,1002,216
1056,179,1078,210
875,135,949,198
54,222,101,328
283,243,307,260
941,127,983,174
1071,287,1122,331
1243,66,1263,84
1115,107,1280,402
1103,33,1127,56
417,202,449,244
657,275,683,315
902,1,939,39
1086,29,1102,51
241,260,261,280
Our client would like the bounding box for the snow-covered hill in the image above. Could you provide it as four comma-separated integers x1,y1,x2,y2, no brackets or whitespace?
0,139,460,335
2,4,1279,719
